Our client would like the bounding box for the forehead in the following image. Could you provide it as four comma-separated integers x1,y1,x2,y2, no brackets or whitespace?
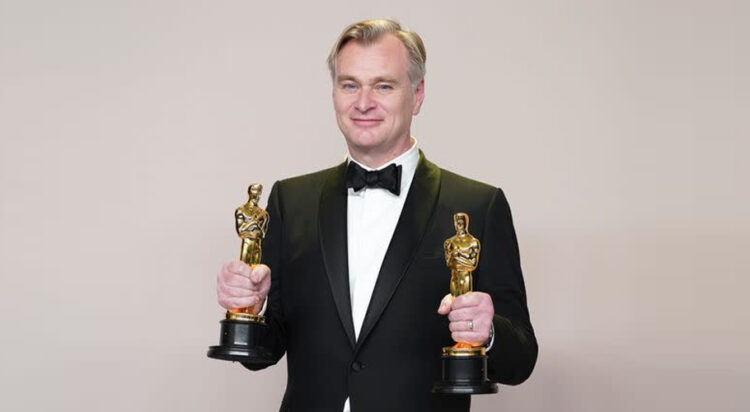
336,34,410,80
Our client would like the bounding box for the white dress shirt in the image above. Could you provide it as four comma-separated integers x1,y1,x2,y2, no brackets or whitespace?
342,139,419,412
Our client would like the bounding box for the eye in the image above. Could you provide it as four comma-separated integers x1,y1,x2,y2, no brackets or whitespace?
340,82,358,93
375,83,394,93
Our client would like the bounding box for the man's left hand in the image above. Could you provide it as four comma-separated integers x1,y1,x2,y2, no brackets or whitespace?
437,292,494,346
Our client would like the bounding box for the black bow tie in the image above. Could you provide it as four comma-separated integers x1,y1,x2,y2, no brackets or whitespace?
345,162,402,196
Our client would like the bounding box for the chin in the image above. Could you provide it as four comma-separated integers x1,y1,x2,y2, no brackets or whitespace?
345,133,384,150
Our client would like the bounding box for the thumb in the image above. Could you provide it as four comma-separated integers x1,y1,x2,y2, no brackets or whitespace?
437,294,454,315
250,264,270,284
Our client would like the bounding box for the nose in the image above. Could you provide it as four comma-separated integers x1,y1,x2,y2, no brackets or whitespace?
354,87,376,112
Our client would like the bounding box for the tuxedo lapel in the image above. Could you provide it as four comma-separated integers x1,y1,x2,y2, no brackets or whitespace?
355,152,441,351
318,161,357,348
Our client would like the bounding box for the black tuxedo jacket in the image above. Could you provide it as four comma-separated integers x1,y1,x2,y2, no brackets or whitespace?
245,153,537,412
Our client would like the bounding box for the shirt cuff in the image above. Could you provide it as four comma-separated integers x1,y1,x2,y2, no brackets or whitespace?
485,322,496,351
257,298,268,316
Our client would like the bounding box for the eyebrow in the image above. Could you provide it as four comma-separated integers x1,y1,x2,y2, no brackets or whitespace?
336,75,400,85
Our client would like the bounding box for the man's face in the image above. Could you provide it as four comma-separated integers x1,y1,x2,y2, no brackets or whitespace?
333,34,424,165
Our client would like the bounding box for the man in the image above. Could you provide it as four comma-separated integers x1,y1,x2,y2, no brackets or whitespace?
216,19,537,412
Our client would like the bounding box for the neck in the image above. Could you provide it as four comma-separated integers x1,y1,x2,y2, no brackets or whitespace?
349,136,414,169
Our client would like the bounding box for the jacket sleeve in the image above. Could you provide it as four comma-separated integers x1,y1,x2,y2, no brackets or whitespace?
479,188,538,384
242,181,288,371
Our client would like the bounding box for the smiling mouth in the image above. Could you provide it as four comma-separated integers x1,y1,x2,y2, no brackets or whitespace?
352,118,382,127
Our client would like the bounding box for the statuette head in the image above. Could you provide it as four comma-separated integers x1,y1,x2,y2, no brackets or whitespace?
453,212,469,234
247,184,263,205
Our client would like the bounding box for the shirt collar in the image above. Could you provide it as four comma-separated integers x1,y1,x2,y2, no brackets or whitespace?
347,137,419,172
346,137,420,196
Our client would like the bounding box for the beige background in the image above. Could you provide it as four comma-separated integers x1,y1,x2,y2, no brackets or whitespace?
1,1,748,411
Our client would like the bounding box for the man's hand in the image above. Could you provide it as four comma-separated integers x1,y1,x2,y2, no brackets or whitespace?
437,291,494,346
216,260,271,314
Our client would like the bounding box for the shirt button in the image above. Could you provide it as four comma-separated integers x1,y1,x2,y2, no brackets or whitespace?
351,361,363,372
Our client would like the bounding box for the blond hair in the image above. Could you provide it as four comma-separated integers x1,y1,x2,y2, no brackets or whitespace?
326,19,426,87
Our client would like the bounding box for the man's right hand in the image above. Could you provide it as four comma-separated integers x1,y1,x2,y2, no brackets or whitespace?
216,260,271,314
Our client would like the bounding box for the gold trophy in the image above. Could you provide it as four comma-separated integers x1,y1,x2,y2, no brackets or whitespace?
433,213,498,394
207,184,274,364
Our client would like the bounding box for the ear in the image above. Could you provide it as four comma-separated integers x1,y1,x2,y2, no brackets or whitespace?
412,78,425,115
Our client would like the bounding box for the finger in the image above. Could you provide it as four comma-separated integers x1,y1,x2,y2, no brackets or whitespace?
226,260,252,277
221,295,259,310
448,320,477,333
451,292,482,310
250,264,271,284
451,331,489,346
223,274,252,290
448,310,494,333
219,285,253,298
449,317,491,333
437,294,454,314
447,307,478,322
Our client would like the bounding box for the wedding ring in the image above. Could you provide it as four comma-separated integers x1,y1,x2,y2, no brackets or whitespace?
468,320,474,331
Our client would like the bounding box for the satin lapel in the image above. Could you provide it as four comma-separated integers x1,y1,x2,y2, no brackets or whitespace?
355,152,441,351
318,161,356,348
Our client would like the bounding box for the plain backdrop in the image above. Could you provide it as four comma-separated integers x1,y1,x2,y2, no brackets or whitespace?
1,1,748,411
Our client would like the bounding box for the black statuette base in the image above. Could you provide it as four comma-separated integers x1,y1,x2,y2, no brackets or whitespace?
207,318,274,365
432,355,499,395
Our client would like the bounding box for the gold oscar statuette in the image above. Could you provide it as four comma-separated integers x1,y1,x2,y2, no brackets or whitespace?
443,212,484,356
433,212,498,394
207,184,274,364
227,183,268,323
